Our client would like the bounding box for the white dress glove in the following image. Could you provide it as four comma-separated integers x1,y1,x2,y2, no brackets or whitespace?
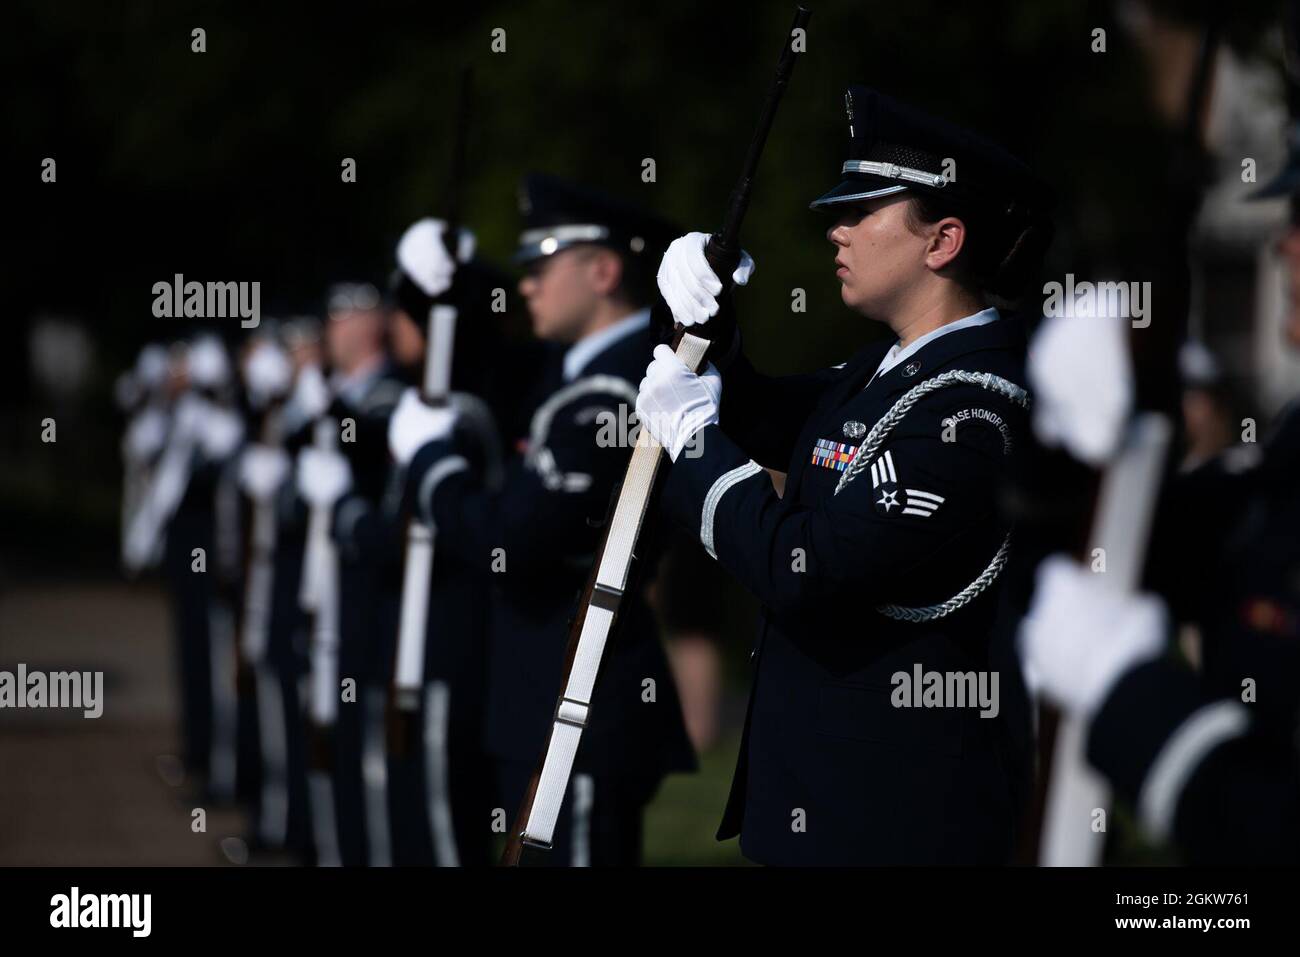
657,232,755,328
396,217,477,299
1018,554,1167,716
1028,312,1133,467
635,344,723,462
123,408,169,464
387,387,459,466
290,363,331,421
198,407,245,461
244,342,294,408
187,336,231,390
296,446,353,508
238,444,291,502
171,393,209,443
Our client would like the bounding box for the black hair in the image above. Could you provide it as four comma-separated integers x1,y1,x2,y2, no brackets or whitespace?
903,193,1052,300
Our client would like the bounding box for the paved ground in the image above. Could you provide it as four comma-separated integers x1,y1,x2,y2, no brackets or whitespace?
0,581,246,865
0,579,746,866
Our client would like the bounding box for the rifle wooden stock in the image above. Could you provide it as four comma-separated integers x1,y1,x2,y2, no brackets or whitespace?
501,6,810,866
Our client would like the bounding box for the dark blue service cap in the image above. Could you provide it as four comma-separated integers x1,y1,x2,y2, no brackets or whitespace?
809,86,1050,224
514,173,680,265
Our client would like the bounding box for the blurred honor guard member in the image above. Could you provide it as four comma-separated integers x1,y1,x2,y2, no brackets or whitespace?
1019,144,1300,866
388,175,695,865
320,282,407,866
637,89,1053,864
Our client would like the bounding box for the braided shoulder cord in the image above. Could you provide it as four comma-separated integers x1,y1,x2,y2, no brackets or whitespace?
833,370,1030,623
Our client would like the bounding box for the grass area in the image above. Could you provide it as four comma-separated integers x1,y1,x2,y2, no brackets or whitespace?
643,731,750,867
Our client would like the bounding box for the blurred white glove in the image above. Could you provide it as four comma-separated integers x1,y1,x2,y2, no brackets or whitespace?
657,232,755,328
397,218,476,299
387,387,458,466
171,393,209,442
123,407,168,464
238,444,291,501
187,336,232,390
1018,554,1167,716
198,407,245,461
1028,312,1133,467
635,344,723,462
296,446,353,508
290,363,331,421
244,342,293,408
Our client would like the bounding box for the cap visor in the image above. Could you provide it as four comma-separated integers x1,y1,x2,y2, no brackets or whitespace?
809,178,909,210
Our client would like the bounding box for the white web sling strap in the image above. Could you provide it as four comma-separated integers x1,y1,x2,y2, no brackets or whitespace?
519,332,712,850
835,370,1030,623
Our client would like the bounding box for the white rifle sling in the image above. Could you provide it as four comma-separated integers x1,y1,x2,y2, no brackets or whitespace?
123,416,198,573
304,418,342,726
394,524,436,708
425,304,458,398
300,417,338,612
393,456,469,706
240,498,278,663
522,331,711,848
240,409,285,664
308,544,340,726
1039,412,1172,866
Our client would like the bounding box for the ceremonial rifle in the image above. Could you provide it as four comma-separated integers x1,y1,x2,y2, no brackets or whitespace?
301,411,343,865
501,5,812,866
389,66,475,758
236,392,296,848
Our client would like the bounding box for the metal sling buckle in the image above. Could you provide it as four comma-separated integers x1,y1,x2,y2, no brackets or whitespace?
520,832,553,851
555,696,590,729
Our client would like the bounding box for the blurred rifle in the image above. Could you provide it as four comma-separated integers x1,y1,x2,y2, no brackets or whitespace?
501,5,812,866
235,393,293,848
388,66,475,758
300,412,343,866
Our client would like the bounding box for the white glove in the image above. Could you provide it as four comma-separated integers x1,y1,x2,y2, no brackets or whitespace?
1018,554,1167,716
244,342,293,408
290,363,331,421
198,407,245,461
1028,312,1133,467
123,408,168,464
397,217,476,299
296,446,353,508
171,393,209,443
387,387,459,466
238,444,290,501
187,336,231,390
635,344,723,462
657,232,755,328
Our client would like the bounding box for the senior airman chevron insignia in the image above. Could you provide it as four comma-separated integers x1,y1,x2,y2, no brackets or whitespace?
812,438,857,472
869,449,900,514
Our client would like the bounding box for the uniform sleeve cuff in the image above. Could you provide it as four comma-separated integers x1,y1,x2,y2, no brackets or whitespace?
405,437,470,527
1087,658,1251,842
662,423,756,558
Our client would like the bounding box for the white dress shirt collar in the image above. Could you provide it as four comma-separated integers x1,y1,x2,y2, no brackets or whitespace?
563,308,652,382
872,306,1001,381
